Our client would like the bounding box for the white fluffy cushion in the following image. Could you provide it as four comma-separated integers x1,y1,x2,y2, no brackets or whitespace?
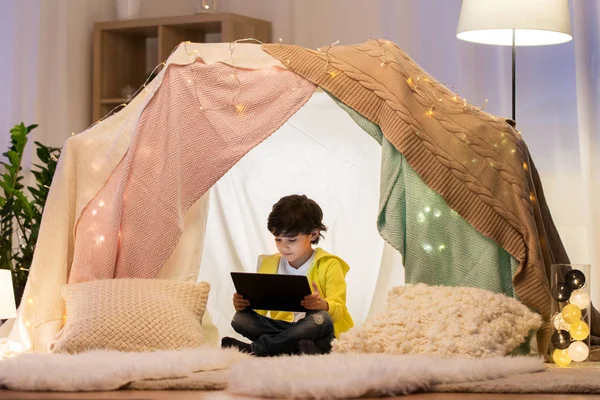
49,279,210,354
333,284,542,358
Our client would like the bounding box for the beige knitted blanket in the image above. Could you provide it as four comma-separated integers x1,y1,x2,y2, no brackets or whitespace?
263,40,571,354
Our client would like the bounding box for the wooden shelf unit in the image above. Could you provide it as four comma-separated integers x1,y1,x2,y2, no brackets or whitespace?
92,13,272,122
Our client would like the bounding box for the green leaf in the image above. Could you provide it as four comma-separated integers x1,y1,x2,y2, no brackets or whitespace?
36,146,50,164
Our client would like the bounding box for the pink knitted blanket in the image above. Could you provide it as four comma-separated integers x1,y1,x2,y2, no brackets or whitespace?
69,61,315,282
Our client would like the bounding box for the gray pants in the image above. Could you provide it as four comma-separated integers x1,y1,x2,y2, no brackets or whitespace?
231,309,335,356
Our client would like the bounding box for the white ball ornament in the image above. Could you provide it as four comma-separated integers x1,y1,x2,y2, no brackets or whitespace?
568,341,589,362
569,290,591,310
552,312,571,330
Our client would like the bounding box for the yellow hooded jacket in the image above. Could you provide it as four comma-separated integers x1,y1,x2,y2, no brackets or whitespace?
255,248,354,338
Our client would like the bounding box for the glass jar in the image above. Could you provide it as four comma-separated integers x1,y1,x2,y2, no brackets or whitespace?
550,264,591,366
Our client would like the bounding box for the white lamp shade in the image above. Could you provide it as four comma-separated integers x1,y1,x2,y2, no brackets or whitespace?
0,269,17,319
457,0,573,46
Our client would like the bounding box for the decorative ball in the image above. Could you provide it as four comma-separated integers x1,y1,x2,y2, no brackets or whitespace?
551,329,571,349
568,341,589,362
565,270,586,290
551,283,572,302
569,290,591,310
569,320,590,341
552,312,571,330
561,304,582,324
553,348,572,367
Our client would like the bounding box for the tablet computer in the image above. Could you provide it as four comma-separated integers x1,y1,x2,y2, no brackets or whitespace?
231,272,312,312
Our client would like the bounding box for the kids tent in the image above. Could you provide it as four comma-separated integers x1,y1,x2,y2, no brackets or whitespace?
0,40,581,357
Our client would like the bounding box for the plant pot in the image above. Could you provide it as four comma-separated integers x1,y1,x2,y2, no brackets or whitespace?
115,0,142,20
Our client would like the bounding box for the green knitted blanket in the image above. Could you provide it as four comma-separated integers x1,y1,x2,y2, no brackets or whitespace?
331,95,518,296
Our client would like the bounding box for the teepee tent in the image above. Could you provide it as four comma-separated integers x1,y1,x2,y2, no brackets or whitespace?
0,40,577,357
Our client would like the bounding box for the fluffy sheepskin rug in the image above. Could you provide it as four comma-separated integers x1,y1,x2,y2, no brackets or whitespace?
0,346,248,391
228,353,545,399
333,284,542,357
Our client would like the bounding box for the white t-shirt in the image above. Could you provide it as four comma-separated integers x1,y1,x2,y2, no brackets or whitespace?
277,251,315,322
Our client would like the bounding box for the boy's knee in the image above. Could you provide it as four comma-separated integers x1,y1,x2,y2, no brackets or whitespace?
308,310,333,330
231,310,252,333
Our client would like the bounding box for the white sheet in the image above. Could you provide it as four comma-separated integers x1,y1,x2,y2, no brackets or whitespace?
198,91,405,339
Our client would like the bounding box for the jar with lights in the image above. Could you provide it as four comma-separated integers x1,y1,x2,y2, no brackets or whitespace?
550,264,591,366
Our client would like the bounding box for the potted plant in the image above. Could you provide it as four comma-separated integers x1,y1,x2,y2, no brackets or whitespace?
0,123,61,308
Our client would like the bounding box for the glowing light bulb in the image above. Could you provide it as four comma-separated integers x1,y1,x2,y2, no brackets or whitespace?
568,341,589,362
562,304,582,324
424,206,431,213
328,70,338,78
204,4,209,8
552,312,571,330
438,244,446,251
98,200,105,208
97,235,105,245
423,243,433,253
433,210,441,218
511,149,516,154
553,348,571,367
569,290,591,310
236,104,246,114
25,321,31,327
91,209,98,216
569,320,590,341
417,212,425,223
523,162,528,170
28,298,34,304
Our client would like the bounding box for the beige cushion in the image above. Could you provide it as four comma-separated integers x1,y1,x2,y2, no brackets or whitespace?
333,284,542,358
49,279,209,354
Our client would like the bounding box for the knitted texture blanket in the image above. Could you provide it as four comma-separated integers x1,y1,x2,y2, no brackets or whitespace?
69,62,315,282
331,95,518,297
263,40,570,353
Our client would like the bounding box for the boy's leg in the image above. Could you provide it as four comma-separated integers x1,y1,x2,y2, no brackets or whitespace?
252,310,334,357
231,309,292,341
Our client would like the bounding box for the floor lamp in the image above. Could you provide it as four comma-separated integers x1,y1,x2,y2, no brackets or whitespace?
456,0,573,122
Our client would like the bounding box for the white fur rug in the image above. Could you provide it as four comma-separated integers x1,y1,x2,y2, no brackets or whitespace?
227,353,545,399
0,346,248,391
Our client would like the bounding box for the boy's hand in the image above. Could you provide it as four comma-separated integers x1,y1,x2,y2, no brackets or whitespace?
233,293,250,311
301,282,329,311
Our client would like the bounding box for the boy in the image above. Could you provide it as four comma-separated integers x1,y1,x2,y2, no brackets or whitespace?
221,194,354,356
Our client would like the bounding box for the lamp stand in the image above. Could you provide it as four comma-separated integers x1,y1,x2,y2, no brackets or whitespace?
512,29,516,122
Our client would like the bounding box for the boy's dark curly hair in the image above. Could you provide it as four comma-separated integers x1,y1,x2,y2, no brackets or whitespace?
267,194,327,244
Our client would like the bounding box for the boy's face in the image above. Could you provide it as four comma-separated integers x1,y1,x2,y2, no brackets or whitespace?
274,231,317,266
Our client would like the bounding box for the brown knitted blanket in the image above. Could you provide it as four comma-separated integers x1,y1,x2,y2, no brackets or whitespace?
264,40,593,356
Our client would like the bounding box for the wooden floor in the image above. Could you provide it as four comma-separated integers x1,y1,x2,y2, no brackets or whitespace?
2,391,600,399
